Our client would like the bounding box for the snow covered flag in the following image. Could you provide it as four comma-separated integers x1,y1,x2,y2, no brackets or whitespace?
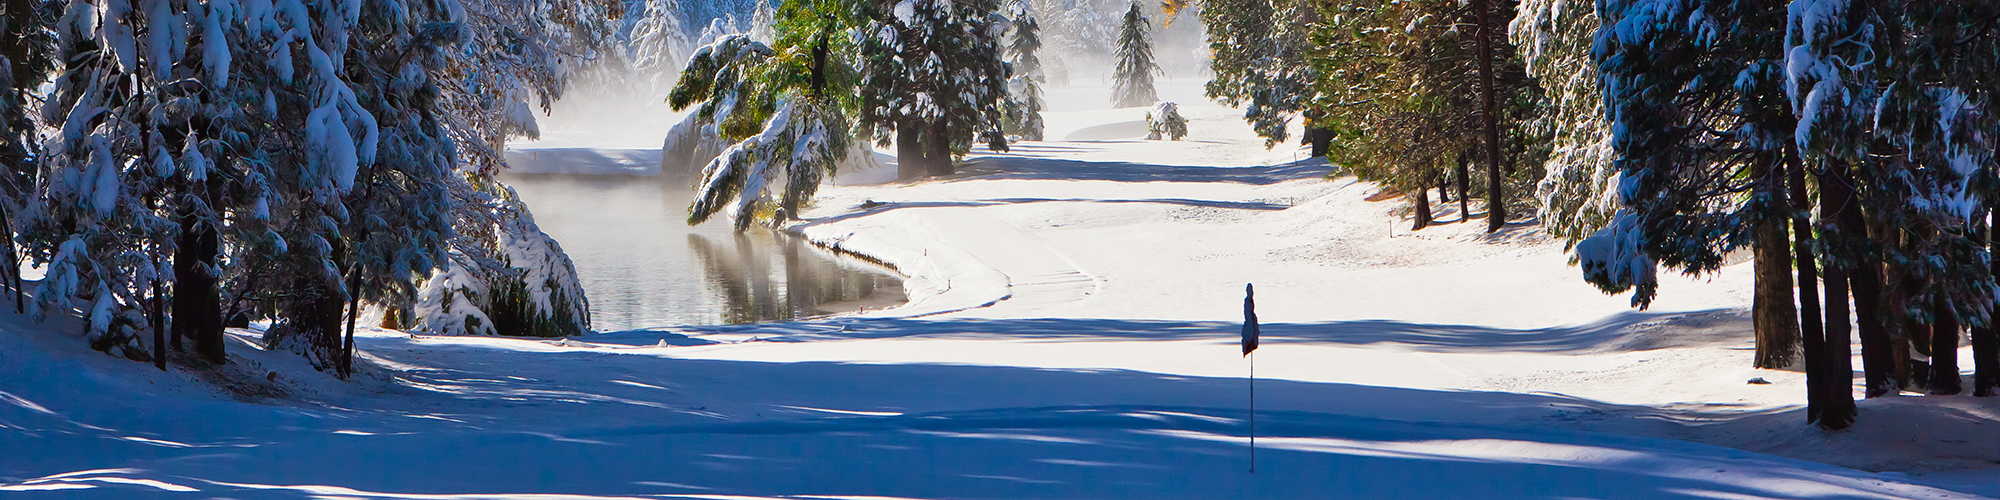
1242,283,1259,355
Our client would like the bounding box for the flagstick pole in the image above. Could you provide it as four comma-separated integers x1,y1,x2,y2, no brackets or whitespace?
1249,350,1256,474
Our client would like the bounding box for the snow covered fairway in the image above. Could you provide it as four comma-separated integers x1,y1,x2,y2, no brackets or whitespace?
4,80,1999,499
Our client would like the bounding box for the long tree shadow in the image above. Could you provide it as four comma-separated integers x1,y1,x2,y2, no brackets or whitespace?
3,345,1966,500
796,196,1296,229
597,310,1747,355
952,155,1336,185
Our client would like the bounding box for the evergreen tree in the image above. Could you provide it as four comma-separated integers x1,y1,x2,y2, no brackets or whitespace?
1202,0,1315,149
1511,0,1616,245
1519,0,1800,371
1003,0,1046,141
27,0,235,362
0,0,56,320
19,0,620,373
1585,0,2000,428
629,0,696,88
1310,0,1539,231
404,0,622,343
1029,0,1117,87
858,0,1011,178
1110,1,1156,108
666,0,865,231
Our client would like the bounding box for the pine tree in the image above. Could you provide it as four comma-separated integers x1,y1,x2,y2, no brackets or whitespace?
1584,0,2000,428
1003,0,1046,141
1029,0,1117,88
1202,0,1314,148
1585,0,1822,393
27,0,224,362
1517,0,1799,371
1511,0,1616,245
1310,0,1538,231
1110,1,1156,108
667,0,865,231
407,0,624,342
858,0,1011,179
629,0,696,87
0,0,57,319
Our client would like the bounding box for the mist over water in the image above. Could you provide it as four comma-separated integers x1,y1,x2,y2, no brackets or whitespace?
502,172,903,332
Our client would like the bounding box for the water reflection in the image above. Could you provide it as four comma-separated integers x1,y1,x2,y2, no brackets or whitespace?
501,173,903,332
686,233,898,324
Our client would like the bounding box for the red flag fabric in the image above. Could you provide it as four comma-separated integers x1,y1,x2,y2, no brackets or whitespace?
1242,283,1259,355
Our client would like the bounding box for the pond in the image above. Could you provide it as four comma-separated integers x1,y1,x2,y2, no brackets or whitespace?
500,171,904,332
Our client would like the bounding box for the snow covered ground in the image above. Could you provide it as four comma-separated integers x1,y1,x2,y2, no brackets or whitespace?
3,79,1998,499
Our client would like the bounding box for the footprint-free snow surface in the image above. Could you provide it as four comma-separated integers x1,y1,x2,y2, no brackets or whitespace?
4,80,1998,499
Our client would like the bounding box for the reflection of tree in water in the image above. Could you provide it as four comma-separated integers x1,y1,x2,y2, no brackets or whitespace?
687,231,899,324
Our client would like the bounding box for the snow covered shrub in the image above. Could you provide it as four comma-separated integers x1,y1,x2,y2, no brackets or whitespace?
414,176,590,338
1145,101,1186,141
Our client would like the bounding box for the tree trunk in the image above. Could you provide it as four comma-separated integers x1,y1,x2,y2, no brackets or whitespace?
293,280,346,369
173,210,225,364
1884,245,1919,392
1437,171,1451,203
1456,154,1471,223
1786,148,1829,424
897,124,925,180
1832,167,1892,399
1977,208,2000,397
1472,0,1506,233
926,120,953,177
0,204,20,314
152,275,165,371
1930,294,1963,395
1307,127,1332,158
1411,181,1432,231
1814,165,1859,430
341,265,362,379
1751,154,1799,369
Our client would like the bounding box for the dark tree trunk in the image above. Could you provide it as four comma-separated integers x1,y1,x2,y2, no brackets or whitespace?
341,265,362,379
152,276,165,371
925,120,953,177
1883,236,1920,391
1786,148,1828,424
289,279,347,369
1751,154,1799,369
1411,181,1432,231
1832,170,1892,399
1456,154,1471,223
1978,208,2000,397
0,205,19,314
897,124,925,180
1929,295,1962,395
1473,0,1506,233
173,209,225,364
1437,171,1451,203
1930,294,1964,395
1814,165,1859,430
1307,127,1332,158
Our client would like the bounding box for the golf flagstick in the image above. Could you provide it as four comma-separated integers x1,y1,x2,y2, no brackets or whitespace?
1242,283,1259,474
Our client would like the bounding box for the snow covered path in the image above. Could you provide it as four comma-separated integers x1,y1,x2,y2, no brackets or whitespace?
3,80,1998,499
